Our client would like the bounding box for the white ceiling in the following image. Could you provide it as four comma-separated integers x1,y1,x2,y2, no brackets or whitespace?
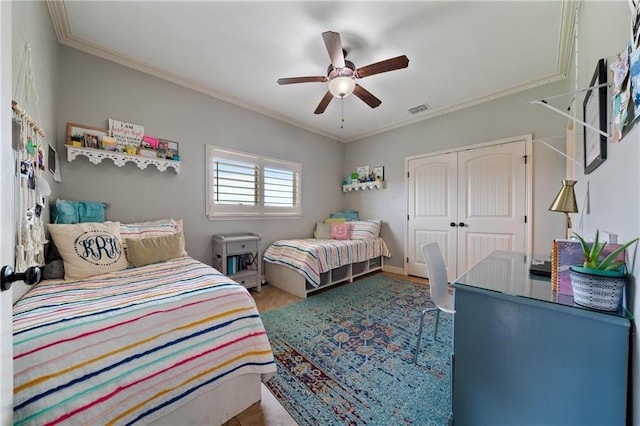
47,1,574,142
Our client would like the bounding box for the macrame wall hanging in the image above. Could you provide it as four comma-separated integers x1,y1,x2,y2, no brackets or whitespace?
12,43,50,271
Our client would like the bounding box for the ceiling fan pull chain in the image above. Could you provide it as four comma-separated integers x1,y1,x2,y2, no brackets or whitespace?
341,97,345,129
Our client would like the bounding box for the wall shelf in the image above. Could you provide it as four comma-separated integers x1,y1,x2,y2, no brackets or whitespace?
66,145,180,173
342,181,382,192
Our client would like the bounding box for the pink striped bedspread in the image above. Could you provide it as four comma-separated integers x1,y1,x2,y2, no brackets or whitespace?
13,256,275,426
263,237,391,287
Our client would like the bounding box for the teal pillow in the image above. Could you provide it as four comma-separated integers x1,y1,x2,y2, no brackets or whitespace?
51,200,80,224
78,201,106,223
50,200,106,224
330,210,359,221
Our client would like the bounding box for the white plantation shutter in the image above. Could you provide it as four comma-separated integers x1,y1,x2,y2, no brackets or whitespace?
206,145,301,219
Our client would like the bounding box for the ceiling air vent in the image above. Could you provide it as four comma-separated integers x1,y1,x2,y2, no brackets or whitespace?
408,103,431,114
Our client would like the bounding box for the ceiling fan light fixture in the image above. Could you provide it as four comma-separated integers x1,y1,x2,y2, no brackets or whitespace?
328,76,356,98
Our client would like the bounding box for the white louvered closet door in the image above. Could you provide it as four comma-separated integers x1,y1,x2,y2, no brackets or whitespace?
407,140,528,281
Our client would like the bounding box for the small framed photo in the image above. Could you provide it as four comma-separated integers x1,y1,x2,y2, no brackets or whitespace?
159,139,179,160
66,122,107,148
48,144,56,175
357,165,370,180
373,166,384,181
83,133,99,149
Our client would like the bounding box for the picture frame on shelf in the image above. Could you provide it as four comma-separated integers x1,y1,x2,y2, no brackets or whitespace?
83,133,99,149
163,140,180,161
357,165,370,180
66,122,108,148
373,166,384,181
583,58,608,175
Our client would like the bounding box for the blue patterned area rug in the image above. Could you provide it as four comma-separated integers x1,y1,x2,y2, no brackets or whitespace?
261,273,452,425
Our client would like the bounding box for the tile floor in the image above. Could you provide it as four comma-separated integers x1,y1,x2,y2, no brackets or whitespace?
222,272,428,426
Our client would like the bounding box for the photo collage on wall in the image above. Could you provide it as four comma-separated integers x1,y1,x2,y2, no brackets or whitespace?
610,0,640,141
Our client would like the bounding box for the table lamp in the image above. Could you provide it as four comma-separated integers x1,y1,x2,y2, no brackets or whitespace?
549,180,578,238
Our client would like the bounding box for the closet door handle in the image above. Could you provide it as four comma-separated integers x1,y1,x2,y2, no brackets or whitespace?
459,222,466,227
450,222,457,227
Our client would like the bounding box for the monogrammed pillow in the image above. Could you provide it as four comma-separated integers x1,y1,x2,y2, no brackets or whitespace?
48,221,128,280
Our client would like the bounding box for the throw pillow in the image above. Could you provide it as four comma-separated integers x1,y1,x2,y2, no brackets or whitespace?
314,222,332,239
50,200,79,224
77,201,107,223
119,218,187,257
350,220,382,239
126,234,185,268
50,199,107,224
48,221,128,280
324,217,347,224
330,210,360,221
331,222,351,240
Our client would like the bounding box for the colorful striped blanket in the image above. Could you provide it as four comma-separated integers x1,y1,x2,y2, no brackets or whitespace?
263,237,391,287
13,257,276,426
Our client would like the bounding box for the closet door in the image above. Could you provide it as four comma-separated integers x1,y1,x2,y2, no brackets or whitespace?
406,139,528,281
457,141,527,273
406,152,458,279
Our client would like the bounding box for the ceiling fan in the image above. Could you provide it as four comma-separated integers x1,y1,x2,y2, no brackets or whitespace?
277,31,409,114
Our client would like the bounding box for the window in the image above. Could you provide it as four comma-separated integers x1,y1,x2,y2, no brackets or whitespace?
206,145,301,219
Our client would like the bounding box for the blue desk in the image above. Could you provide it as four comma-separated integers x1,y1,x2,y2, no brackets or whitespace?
451,251,630,425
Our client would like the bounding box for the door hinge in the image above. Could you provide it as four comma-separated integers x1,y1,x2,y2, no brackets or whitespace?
406,257,409,263
407,171,410,178
407,214,410,221
524,215,527,223
523,154,528,164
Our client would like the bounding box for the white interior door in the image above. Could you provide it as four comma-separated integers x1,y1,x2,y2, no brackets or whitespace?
457,141,528,273
406,139,529,282
406,152,457,279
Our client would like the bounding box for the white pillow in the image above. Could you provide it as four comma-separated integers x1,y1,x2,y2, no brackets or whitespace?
119,218,187,256
350,220,381,240
48,221,128,280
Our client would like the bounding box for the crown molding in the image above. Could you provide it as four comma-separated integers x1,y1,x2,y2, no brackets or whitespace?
47,1,574,145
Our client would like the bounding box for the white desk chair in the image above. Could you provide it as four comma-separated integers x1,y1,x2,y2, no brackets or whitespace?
413,242,455,364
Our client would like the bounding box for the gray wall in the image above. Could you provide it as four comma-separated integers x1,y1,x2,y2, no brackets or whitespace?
343,79,569,269
55,46,344,265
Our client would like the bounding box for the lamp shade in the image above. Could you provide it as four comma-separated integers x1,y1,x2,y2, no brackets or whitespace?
549,180,578,213
328,76,355,98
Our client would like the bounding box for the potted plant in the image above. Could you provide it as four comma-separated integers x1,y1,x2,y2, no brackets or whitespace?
569,230,639,311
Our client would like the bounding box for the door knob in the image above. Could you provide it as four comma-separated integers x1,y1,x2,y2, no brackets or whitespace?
459,222,466,227
1,265,42,291
450,222,457,227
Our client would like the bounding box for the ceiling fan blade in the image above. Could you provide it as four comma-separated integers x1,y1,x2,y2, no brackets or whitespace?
277,76,327,85
322,31,345,69
353,84,382,109
356,55,409,78
314,91,334,114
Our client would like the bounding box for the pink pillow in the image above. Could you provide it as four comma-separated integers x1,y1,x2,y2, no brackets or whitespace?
331,223,351,240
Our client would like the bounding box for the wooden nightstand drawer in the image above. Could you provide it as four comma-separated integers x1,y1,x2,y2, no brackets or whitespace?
227,240,259,254
232,273,260,289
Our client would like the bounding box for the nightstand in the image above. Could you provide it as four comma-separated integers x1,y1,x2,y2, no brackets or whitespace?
212,232,262,291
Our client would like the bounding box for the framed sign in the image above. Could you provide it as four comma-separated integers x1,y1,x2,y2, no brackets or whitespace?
583,58,608,174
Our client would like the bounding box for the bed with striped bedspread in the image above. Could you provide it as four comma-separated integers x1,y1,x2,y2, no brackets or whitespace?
13,256,275,426
263,237,390,287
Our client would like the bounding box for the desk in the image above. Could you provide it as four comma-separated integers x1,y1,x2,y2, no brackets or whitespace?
452,251,630,425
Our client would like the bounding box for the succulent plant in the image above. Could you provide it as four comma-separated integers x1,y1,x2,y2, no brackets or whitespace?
573,230,639,271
